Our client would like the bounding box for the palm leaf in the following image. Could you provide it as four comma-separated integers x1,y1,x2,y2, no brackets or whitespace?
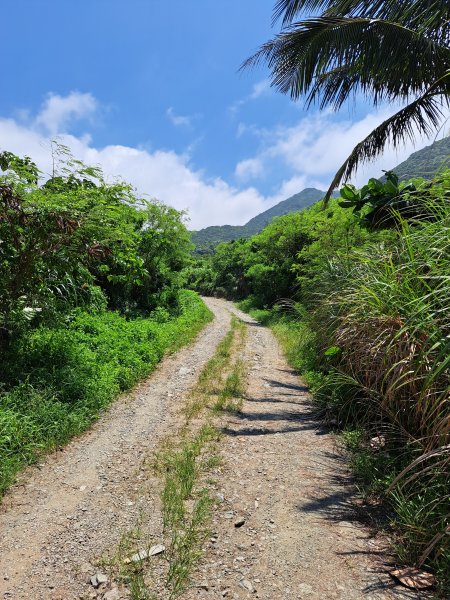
274,1,450,43
243,17,450,106
253,3,450,203
324,83,449,202
307,64,380,109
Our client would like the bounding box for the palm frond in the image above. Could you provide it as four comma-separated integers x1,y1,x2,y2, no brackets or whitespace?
324,87,449,202
243,17,450,107
257,4,450,207
307,63,401,110
273,1,450,43
273,1,328,25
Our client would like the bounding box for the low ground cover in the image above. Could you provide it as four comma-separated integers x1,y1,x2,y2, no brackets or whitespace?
0,290,212,496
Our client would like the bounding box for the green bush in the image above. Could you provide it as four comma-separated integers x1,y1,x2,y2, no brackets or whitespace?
0,147,207,495
0,148,194,348
0,291,212,496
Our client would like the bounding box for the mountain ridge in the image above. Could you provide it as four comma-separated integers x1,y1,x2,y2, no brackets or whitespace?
192,187,325,252
392,136,450,181
192,136,450,252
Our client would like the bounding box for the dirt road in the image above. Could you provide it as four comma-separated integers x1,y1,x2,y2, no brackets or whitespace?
0,299,420,599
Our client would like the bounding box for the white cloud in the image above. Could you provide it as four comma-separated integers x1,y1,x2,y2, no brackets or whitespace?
229,79,272,115
166,107,194,128
277,175,320,199
2,92,446,231
35,92,98,135
249,79,271,100
235,157,264,181
238,106,446,191
0,94,276,229
236,122,264,139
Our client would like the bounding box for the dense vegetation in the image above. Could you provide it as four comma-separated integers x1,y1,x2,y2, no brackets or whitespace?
192,138,450,254
0,148,212,495
393,136,450,182
187,169,450,591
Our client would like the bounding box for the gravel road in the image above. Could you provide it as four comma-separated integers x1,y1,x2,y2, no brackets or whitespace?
0,299,423,600
182,304,422,600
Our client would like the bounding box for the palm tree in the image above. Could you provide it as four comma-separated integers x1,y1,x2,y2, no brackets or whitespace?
243,1,450,200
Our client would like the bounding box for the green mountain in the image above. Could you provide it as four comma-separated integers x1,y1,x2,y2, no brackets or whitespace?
392,136,450,181
192,136,450,252
244,187,326,234
191,187,325,252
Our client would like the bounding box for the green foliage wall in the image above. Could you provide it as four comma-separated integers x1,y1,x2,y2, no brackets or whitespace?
0,147,193,344
0,148,210,495
188,197,381,306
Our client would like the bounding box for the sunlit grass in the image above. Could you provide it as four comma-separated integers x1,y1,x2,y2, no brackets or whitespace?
154,315,248,597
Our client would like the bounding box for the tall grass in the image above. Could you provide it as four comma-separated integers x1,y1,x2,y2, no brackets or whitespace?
309,201,450,588
240,196,450,591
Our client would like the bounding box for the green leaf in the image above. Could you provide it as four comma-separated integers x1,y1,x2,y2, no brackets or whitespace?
368,178,384,193
340,184,359,201
360,185,370,198
324,345,341,357
383,179,398,195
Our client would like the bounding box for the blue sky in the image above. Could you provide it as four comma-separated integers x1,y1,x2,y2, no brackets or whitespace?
0,0,440,228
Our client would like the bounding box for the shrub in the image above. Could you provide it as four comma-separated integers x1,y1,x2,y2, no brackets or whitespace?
0,291,212,496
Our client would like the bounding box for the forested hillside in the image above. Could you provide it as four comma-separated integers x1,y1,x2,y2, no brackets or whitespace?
191,188,325,251
187,169,450,592
393,136,450,181
192,137,450,252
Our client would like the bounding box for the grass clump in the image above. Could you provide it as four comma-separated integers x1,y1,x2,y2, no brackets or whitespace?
186,315,246,419
321,214,450,586
213,317,247,414
154,424,219,597
102,520,157,600
150,315,247,597
158,426,218,597
214,359,246,413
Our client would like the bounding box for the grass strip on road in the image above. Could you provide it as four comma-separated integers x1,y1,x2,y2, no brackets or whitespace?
117,312,248,598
